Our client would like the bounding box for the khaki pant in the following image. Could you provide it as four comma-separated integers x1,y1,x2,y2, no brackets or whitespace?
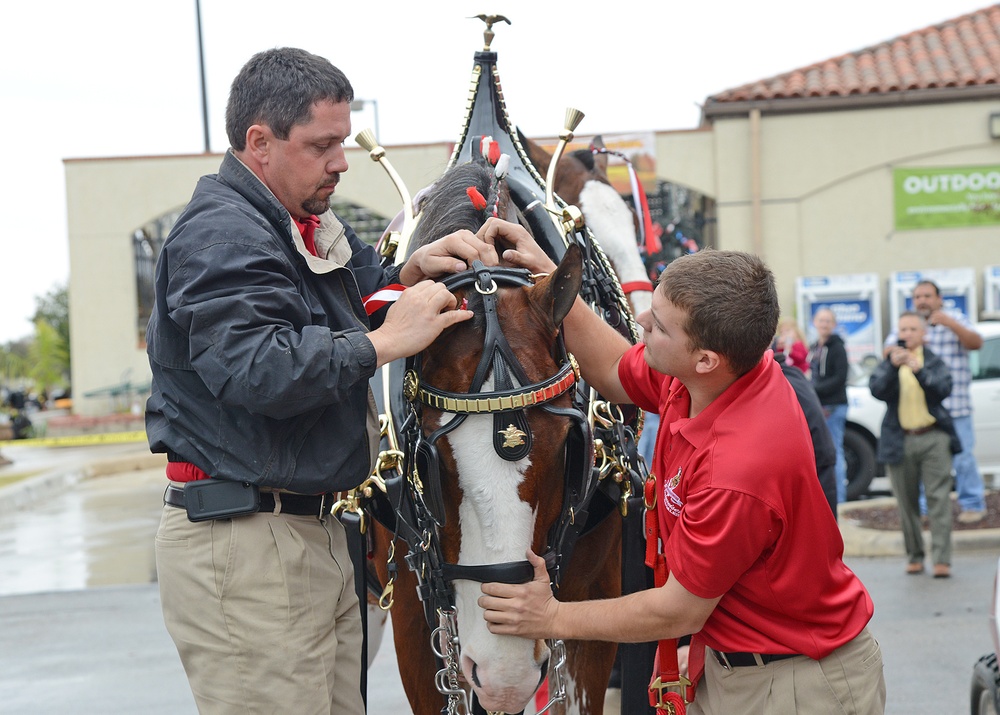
689,627,885,715
155,503,364,715
887,429,953,567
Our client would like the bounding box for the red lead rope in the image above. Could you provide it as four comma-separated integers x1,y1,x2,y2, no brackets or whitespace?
644,472,691,712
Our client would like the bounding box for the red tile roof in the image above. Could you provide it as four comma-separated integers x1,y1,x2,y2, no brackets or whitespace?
705,4,1000,111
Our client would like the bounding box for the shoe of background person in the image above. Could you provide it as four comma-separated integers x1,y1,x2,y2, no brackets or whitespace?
933,564,951,578
906,562,924,575
958,510,986,524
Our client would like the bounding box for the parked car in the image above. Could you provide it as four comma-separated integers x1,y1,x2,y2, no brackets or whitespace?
843,321,1000,500
971,555,1000,714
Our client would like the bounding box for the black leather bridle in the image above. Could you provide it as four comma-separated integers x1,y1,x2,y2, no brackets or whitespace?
375,260,601,631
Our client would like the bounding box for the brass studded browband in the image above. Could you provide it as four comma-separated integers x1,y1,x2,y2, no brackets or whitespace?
409,355,579,414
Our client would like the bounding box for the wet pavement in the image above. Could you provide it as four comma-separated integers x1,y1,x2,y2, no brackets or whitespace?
0,442,412,714
0,456,162,595
1,442,998,714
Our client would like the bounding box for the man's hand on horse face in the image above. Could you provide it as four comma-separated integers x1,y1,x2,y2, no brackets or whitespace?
399,230,499,285
479,217,556,274
369,281,473,368
479,549,560,640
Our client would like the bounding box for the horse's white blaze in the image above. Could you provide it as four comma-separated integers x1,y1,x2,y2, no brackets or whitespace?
578,179,653,325
434,381,548,710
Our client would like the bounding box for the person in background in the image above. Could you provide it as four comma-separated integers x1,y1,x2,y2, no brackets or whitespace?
884,280,986,524
870,312,961,578
809,308,850,503
145,47,497,715
775,350,838,517
774,317,809,373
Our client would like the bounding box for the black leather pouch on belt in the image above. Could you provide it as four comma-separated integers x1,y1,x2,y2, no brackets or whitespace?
183,479,260,522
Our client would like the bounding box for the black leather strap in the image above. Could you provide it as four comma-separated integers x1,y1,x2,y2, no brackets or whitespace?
340,508,369,708
440,551,557,585
712,650,800,668
163,484,333,517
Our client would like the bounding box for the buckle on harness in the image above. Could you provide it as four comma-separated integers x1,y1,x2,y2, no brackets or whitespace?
644,472,657,510
648,674,690,713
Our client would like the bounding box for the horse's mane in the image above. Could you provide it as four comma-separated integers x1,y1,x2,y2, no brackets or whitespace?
408,160,515,254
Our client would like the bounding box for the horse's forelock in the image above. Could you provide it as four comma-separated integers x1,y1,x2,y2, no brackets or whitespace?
409,161,499,254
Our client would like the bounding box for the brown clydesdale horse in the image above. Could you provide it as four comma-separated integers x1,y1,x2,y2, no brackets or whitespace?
370,154,621,714
520,133,653,322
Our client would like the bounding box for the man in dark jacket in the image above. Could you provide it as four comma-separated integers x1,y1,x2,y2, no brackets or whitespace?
870,312,961,579
146,48,497,715
776,352,838,517
809,307,850,503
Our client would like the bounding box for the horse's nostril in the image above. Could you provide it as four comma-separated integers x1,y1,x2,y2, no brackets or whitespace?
471,662,482,688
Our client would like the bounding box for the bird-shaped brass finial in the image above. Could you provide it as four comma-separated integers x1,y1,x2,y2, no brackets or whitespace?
471,14,511,51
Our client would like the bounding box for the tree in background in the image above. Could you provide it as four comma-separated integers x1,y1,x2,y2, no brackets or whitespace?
31,285,70,374
0,339,29,385
0,285,70,401
31,285,70,396
29,319,69,397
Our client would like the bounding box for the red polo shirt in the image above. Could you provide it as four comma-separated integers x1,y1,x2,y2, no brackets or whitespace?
619,345,872,659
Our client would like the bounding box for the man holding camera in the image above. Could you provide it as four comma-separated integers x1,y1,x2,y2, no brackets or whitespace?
884,279,986,523
871,311,962,578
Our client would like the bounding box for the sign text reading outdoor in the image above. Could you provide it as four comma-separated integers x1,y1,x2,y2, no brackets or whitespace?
893,165,1000,230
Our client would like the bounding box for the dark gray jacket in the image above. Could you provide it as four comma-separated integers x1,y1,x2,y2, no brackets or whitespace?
776,353,837,518
145,151,398,493
808,333,849,406
869,346,962,465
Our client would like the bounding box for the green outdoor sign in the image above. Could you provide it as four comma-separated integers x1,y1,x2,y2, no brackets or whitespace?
894,165,1000,230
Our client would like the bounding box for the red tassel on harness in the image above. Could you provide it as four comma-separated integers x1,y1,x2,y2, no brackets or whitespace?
466,186,487,210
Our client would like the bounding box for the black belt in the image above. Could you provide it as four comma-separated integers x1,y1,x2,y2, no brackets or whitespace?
903,425,936,436
712,649,800,669
164,484,334,518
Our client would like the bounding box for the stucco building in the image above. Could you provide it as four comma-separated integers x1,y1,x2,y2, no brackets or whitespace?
66,5,1000,415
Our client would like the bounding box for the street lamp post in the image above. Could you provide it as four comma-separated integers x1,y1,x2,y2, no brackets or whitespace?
195,0,211,153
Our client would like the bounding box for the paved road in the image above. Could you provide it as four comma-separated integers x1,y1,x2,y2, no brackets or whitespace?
0,443,996,714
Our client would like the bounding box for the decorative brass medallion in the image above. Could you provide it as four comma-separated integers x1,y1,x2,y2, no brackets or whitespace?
403,369,420,402
498,424,527,448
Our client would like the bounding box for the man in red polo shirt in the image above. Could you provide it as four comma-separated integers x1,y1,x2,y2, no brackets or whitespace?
479,233,885,714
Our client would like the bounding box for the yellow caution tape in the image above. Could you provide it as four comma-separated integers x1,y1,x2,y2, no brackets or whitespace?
0,430,148,448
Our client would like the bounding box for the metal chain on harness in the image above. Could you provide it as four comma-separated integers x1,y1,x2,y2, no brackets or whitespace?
431,607,471,715
534,640,569,715
592,400,640,516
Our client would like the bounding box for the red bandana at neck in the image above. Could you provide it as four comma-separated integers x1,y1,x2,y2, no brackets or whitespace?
293,215,321,256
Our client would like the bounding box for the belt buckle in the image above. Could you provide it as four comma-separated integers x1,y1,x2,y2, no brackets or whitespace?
714,650,733,670
318,493,328,518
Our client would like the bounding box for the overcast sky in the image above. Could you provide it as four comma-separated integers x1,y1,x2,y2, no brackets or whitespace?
0,0,991,344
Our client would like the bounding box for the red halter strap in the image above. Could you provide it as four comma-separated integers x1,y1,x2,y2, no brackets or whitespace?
644,471,692,711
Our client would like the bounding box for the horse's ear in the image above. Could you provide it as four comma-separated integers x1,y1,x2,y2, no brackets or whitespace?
517,127,552,175
590,135,608,174
533,243,583,326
